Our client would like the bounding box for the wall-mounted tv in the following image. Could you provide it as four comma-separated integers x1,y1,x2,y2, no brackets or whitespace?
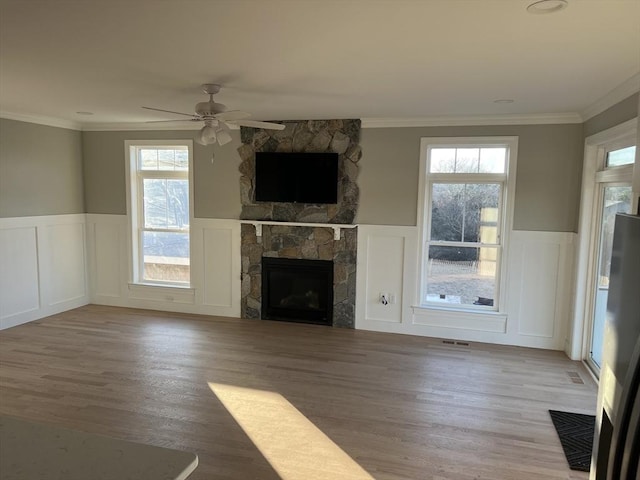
254,152,339,204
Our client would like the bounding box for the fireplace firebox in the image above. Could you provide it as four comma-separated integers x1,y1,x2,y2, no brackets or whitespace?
261,257,333,326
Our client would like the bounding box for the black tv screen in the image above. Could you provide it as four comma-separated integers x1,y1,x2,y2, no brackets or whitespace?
255,152,339,204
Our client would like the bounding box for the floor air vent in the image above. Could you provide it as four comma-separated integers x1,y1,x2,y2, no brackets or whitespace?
567,371,584,384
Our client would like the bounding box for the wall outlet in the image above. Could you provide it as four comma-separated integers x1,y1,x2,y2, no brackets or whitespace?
379,292,389,305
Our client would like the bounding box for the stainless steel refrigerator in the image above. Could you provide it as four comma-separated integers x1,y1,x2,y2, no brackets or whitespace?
593,213,640,479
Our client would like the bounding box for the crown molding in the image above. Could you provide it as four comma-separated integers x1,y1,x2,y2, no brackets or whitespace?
81,121,241,131
2,111,588,131
82,122,202,132
0,111,82,130
91,114,582,131
361,112,583,128
581,72,640,121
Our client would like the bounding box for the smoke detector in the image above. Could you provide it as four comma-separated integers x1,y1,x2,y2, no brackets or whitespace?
527,0,568,14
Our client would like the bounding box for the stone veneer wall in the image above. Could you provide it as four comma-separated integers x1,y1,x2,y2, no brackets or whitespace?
237,119,362,223
241,223,357,328
238,119,361,328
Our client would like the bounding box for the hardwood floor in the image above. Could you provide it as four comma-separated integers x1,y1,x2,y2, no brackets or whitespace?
0,305,596,479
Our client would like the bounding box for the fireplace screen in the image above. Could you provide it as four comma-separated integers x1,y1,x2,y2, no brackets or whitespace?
261,257,333,325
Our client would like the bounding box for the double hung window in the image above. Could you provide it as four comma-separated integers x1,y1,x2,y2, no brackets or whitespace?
418,137,517,310
126,141,192,286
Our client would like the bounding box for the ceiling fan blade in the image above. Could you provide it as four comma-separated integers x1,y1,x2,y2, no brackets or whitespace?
231,119,286,130
142,106,197,118
145,119,200,123
214,110,252,121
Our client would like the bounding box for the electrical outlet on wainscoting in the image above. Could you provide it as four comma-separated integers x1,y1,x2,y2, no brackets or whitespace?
379,292,389,305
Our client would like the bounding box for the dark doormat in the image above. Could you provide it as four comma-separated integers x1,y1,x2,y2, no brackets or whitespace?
549,410,595,472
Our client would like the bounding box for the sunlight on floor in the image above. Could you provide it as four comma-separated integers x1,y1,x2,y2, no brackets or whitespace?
208,382,374,480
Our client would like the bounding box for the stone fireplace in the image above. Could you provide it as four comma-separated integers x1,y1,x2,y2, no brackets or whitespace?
241,223,357,327
238,119,361,328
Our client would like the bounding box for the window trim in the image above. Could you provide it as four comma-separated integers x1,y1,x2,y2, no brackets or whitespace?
124,139,194,288
416,136,518,314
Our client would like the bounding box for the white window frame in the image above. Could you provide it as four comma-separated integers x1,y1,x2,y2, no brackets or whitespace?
416,136,518,314
124,140,194,288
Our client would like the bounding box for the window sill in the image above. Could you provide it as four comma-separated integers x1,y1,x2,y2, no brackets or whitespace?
129,282,193,290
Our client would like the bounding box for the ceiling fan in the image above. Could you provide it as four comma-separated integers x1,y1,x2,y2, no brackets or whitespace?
142,84,285,146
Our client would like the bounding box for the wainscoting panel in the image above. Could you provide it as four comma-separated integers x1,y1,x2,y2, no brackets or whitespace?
365,235,405,323
0,226,40,322
196,219,241,315
45,222,87,306
506,231,575,350
515,242,560,338
2,213,575,350
87,215,241,318
93,220,123,298
356,225,418,333
86,214,128,303
356,225,575,350
0,215,89,330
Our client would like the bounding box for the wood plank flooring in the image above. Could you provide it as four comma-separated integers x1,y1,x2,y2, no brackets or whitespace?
0,305,596,479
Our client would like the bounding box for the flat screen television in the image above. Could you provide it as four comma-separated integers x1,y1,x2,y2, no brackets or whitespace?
254,152,339,204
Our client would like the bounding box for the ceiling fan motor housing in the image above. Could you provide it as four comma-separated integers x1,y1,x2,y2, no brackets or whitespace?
195,101,227,117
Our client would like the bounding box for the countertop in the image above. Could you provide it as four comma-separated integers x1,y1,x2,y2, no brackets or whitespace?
0,416,198,480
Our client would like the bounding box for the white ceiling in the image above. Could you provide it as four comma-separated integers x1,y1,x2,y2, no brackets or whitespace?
1,0,639,129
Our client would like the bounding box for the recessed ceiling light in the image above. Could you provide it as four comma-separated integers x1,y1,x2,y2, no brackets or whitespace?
76,111,94,115
494,99,514,104
527,0,568,14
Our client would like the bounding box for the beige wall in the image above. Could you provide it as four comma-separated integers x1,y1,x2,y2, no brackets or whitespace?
0,119,84,217
82,123,585,231
9,120,584,231
583,92,639,138
633,94,640,214
82,129,242,218
5,93,638,224
358,123,584,231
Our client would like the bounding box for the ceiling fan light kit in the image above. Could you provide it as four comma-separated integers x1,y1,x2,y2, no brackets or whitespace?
216,123,233,146
142,84,285,147
197,123,217,145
